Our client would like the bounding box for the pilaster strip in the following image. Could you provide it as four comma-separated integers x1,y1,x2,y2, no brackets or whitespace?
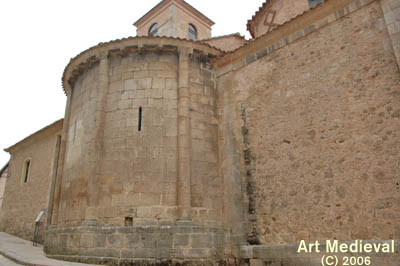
87,55,109,214
177,47,192,221
51,89,73,225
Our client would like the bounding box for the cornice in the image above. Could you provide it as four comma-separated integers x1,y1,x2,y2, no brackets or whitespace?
62,36,225,94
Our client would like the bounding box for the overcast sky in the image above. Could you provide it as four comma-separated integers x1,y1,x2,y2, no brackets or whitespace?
0,0,264,167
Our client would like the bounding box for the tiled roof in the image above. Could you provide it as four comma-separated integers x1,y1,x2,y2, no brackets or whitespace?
200,32,246,42
246,0,271,38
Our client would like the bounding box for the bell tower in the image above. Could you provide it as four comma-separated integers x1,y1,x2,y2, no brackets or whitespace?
134,0,214,40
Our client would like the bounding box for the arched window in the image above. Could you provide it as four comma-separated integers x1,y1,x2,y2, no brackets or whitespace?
188,24,197,40
149,23,158,36
22,159,31,183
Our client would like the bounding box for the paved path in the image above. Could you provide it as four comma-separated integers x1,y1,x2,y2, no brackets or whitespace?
0,232,102,266
0,255,21,266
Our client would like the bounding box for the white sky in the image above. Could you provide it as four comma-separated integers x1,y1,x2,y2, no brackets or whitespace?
0,0,264,167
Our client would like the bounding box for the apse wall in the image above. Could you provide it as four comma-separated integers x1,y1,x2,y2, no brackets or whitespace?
189,59,221,225
99,52,180,226
58,63,100,227
45,38,228,265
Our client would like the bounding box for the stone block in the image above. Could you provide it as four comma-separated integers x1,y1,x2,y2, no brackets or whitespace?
121,249,135,258
156,248,171,259
133,248,157,258
152,77,165,89
68,234,80,248
89,248,120,258
173,234,189,247
148,98,163,108
152,109,164,126
124,233,142,248
134,71,150,79
122,71,134,80
152,87,164,99
142,235,157,248
124,79,138,91
165,118,178,136
132,98,147,108
140,78,152,89
137,206,152,218
80,234,94,248
187,248,207,258
157,233,173,248
192,234,212,248
59,234,69,250
107,234,123,248
140,193,161,206
94,234,106,248
165,78,178,90
164,89,177,99
109,80,123,93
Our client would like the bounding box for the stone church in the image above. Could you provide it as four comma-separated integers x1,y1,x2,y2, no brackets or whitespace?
1,0,399,265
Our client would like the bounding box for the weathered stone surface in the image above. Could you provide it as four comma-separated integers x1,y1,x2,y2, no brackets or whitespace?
248,0,310,38
2,0,400,265
220,0,400,244
45,225,228,265
0,163,8,213
0,120,63,242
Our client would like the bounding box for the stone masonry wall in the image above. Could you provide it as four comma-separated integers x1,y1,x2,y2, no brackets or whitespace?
219,0,400,244
45,224,228,265
189,57,222,225
0,165,8,212
0,122,62,241
45,37,227,264
57,48,223,228
58,52,180,227
100,51,179,226
58,64,100,227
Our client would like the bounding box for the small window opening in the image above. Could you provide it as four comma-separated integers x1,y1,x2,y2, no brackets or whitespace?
188,24,197,40
125,217,133,226
149,23,158,36
138,107,142,131
23,159,31,183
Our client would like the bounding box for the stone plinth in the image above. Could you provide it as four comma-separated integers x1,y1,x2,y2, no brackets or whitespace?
45,223,229,265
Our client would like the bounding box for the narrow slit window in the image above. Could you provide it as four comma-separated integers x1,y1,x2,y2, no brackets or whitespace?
23,159,30,183
138,107,142,131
